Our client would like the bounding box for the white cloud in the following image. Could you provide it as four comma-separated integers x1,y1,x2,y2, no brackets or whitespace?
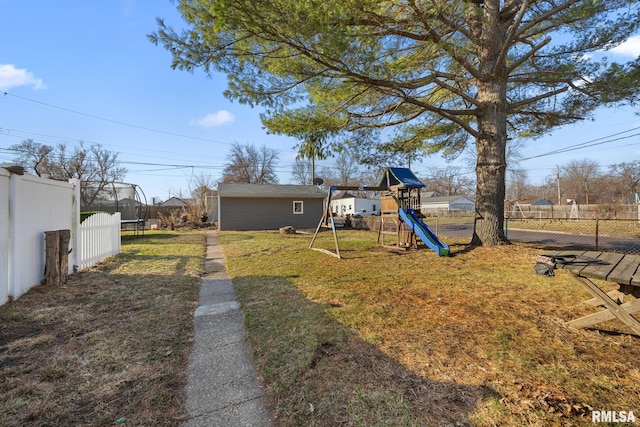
609,35,640,57
0,64,46,91
191,110,235,127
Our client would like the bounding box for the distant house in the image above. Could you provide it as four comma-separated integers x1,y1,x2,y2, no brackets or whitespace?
330,191,380,216
514,198,553,207
217,183,325,231
421,195,476,212
421,191,440,198
158,196,189,208
152,192,218,223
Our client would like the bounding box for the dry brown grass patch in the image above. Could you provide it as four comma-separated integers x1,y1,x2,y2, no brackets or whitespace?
0,231,203,426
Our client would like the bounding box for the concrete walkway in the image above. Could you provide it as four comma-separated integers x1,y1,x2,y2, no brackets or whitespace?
184,231,272,427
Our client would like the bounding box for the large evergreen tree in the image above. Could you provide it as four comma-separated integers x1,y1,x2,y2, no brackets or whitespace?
151,0,640,245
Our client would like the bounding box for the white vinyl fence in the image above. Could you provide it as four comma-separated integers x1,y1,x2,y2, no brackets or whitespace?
80,212,121,270
1,170,122,306
0,169,9,306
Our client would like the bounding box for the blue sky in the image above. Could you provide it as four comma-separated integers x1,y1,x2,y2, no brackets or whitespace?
1,1,639,202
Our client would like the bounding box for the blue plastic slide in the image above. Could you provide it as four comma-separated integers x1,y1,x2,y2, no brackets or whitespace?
398,208,450,256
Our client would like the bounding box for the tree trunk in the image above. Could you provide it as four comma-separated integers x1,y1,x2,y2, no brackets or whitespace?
472,130,508,246
472,85,508,246
471,0,509,246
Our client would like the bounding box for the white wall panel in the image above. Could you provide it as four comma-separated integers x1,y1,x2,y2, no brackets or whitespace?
9,174,74,299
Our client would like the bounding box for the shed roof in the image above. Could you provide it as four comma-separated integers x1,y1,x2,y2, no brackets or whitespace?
378,167,425,189
218,183,326,198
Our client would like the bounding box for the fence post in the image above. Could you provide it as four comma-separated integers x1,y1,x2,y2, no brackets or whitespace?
114,212,122,255
504,216,509,239
69,178,81,273
595,218,599,251
7,172,21,296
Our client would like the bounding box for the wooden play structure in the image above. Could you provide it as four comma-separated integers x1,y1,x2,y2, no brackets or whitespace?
309,167,449,258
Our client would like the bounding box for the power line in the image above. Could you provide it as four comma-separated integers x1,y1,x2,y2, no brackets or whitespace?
1,92,302,158
2,91,242,146
520,126,640,161
0,124,299,165
5,89,639,180
0,146,337,176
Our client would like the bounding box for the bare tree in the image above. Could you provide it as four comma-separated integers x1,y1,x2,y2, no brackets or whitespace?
185,172,217,221
506,169,534,201
537,175,560,204
561,159,602,205
292,157,313,185
7,139,56,177
316,152,380,197
9,140,127,207
610,161,640,202
54,143,127,207
333,152,360,186
422,166,475,197
53,143,125,181
222,143,280,184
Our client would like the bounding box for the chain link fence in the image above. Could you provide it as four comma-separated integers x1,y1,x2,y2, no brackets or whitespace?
503,217,640,255
421,209,640,255
350,204,640,255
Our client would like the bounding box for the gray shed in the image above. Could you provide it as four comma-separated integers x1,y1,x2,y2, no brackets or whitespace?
217,183,326,231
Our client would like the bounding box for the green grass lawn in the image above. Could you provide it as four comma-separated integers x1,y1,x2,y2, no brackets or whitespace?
220,229,640,426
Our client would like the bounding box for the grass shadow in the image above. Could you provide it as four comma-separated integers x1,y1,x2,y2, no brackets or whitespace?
234,274,498,426
121,231,183,243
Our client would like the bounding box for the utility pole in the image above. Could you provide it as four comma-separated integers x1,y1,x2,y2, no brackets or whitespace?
555,167,561,205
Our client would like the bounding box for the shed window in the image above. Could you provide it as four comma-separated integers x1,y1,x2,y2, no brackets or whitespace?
293,201,304,214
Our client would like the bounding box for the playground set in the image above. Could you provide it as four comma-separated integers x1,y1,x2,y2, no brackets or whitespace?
309,167,450,258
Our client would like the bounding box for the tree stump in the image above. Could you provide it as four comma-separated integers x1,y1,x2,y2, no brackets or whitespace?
279,226,296,235
44,229,70,286
44,231,61,286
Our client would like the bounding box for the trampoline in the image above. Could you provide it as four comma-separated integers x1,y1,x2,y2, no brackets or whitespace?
80,181,149,232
